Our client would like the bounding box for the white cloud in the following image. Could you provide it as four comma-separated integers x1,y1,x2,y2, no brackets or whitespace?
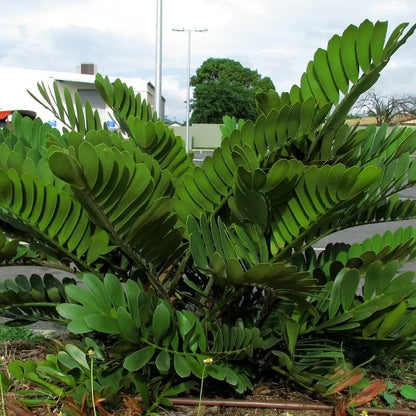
162,75,187,122
372,0,415,13
1,0,416,120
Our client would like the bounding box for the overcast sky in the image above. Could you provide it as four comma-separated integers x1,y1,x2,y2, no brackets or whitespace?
1,0,416,121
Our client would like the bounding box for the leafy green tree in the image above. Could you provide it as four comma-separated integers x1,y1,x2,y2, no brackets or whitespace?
190,57,275,123
0,20,416,415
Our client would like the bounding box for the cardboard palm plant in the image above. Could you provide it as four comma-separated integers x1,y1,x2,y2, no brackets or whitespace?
0,20,416,409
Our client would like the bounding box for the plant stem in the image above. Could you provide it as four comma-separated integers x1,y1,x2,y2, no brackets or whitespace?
90,355,97,416
0,381,5,416
0,346,5,416
168,252,190,296
78,187,166,297
197,367,207,416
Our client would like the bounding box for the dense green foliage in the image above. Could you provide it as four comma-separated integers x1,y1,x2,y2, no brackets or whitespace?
0,20,416,414
190,58,275,123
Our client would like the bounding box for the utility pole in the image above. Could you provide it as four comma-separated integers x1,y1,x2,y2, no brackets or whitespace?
172,28,207,152
155,0,163,118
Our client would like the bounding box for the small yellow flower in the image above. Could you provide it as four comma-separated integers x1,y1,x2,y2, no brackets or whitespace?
284,412,294,416
359,411,368,416
87,348,95,356
203,358,213,366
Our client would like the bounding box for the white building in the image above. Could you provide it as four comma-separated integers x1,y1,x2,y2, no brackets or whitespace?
0,64,164,129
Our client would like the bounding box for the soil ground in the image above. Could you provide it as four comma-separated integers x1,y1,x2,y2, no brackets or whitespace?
0,340,414,416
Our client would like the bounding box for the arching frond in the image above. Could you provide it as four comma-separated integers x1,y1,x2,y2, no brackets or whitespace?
95,74,157,129
0,273,76,325
0,167,112,273
28,81,105,134
47,136,185,286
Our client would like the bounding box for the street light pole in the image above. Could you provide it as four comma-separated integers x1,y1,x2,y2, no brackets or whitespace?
185,29,191,152
155,0,163,118
172,28,207,152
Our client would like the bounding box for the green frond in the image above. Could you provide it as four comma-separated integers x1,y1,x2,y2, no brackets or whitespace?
220,115,245,138
95,74,157,131
127,117,194,177
321,21,416,133
264,159,306,206
256,21,416,164
174,139,236,221
187,214,268,271
0,273,76,325
346,226,416,265
256,90,292,116
287,339,346,383
0,231,20,264
227,165,268,230
211,322,263,358
0,113,66,188
47,139,184,279
187,214,316,298
10,112,60,155
28,81,105,134
175,102,333,223
271,142,416,255
1,18,416,400
343,195,416,227
269,336,350,392
303,21,415,109
234,100,332,164
0,229,84,271
270,164,381,255
357,125,416,167
318,123,416,168
294,227,416,285
303,262,416,344
57,273,261,392
0,167,112,272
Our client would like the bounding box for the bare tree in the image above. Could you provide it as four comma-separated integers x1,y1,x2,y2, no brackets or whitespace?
353,90,416,125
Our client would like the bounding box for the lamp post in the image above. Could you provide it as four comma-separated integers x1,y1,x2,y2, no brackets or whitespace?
172,28,207,152
155,0,163,118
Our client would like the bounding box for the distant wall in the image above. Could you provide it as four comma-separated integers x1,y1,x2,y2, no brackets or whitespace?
172,124,222,150
347,117,416,129
171,120,416,153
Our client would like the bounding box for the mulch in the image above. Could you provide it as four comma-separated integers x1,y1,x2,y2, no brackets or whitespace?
0,340,414,416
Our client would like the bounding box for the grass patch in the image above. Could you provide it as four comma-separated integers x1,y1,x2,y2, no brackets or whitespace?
369,357,416,384
0,324,44,342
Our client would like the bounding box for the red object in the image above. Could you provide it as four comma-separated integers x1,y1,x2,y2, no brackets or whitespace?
0,110,12,121
348,380,388,407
